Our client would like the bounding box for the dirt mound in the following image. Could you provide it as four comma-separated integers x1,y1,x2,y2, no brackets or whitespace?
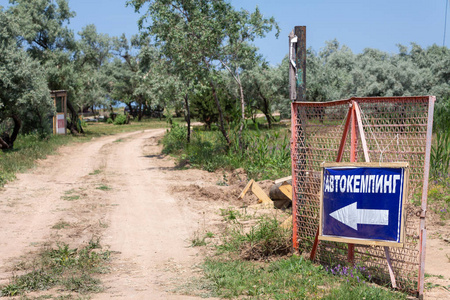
170,175,274,207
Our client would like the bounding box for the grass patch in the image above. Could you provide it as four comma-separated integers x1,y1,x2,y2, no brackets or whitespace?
96,184,111,191
192,212,407,299
428,176,450,221
0,240,109,297
217,215,292,260
61,195,80,201
202,256,406,299
52,221,71,230
162,121,291,180
89,169,102,176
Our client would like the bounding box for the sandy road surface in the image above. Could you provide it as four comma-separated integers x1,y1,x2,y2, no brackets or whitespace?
0,129,214,299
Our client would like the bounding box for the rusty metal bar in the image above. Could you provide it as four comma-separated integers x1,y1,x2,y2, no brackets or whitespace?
291,102,299,250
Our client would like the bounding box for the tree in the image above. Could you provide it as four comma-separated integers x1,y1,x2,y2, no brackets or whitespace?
110,34,172,121
242,62,286,128
128,0,278,147
0,10,52,149
74,24,113,116
6,0,84,134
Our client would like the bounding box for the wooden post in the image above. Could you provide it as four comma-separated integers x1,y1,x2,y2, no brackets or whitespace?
289,30,297,101
290,26,307,252
294,26,306,102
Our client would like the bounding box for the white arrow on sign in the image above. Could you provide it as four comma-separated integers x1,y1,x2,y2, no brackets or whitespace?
330,202,389,231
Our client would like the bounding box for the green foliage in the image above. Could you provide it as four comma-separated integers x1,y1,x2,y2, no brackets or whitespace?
162,122,291,180
0,241,109,297
161,123,187,154
0,9,53,142
96,184,111,191
430,130,450,178
113,114,128,125
434,97,450,131
217,215,291,259
219,207,242,221
106,118,113,124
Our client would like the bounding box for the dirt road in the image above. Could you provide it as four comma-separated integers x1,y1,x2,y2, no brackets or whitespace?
0,128,449,299
0,129,217,299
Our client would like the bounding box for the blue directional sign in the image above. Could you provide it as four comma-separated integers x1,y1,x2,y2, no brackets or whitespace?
319,163,408,246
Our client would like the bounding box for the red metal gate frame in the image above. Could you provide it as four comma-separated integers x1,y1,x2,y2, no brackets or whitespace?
291,96,435,297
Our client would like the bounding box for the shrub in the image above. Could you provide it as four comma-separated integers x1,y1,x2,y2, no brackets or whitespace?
218,215,292,260
106,118,113,124
161,123,187,154
113,114,128,125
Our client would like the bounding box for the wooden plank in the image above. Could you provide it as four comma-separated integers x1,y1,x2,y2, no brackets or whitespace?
318,235,404,248
275,176,292,184
251,182,272,204
278,183,292,200
384,246,397,288
238,179,254,200
354,102,370,162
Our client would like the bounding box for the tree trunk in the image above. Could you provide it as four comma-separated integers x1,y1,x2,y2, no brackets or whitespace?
184,92,191,144
138,102,143,121
237,73,245,150
255,80,273,129
209,80,230,145
0,115,21,150
67,100,84,134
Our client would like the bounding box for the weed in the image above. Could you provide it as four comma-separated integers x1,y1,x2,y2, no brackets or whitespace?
89,169,101,175
425,273,444,279
191,235,207,247
61,195,80,201
52,221,71,230
218,215,292,260
191,231,215,247
0,240,109,297
113,139,123,143
96,185,111,191
219,207,241,221
98,220,108,228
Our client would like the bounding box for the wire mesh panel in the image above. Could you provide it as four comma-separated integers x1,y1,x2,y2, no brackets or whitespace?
291,96,434,292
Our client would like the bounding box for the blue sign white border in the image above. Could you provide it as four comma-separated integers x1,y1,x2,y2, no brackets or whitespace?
318,162,409,248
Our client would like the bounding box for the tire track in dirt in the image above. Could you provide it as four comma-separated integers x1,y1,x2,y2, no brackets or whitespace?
0,129,211,299
96,129,206,299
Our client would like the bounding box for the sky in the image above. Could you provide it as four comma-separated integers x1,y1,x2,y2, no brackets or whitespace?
1,0,449,65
